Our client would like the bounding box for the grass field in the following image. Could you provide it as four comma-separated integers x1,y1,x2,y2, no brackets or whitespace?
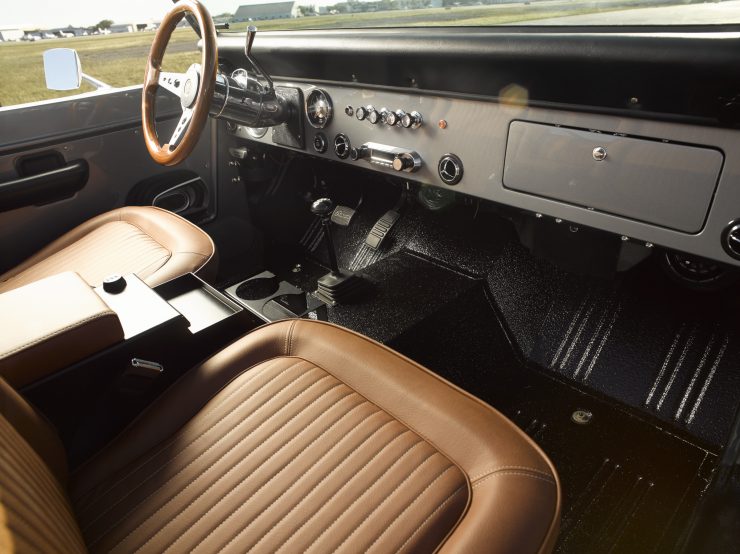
0,0,672,107
0,28,201,107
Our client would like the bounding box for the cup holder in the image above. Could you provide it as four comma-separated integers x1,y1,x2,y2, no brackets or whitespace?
235,276,280,300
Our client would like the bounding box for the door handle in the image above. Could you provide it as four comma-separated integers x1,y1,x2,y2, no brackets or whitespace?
0,160,89,212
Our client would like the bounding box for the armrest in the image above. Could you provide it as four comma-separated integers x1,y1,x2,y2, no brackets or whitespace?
0,272,124,388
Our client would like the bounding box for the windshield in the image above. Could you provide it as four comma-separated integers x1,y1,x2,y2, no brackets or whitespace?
221,0,740,30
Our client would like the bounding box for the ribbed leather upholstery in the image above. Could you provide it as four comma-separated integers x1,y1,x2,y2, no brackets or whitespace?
0,320,560,553
0,380,86,553
0,417,86,554
73,358,468,553
0,206,216,294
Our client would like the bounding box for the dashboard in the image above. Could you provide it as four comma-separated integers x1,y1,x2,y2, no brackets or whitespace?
224,79,740,269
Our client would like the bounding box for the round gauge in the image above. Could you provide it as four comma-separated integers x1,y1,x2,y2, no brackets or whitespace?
247,127,268,139
306,89,333,129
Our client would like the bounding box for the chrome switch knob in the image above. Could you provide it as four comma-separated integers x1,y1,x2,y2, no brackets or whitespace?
367,107,380,124
355,106,367,121
401,111,423,129
384,110,400,126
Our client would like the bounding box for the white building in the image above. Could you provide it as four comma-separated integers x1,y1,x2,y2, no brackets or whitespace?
0,28,25,42
109,21,158,34
234,1,300,21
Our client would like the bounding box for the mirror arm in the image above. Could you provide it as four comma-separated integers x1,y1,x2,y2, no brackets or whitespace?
81,73,111,90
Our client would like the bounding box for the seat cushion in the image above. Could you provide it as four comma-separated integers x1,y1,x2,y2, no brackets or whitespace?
0,206,216,294
72,320,560,554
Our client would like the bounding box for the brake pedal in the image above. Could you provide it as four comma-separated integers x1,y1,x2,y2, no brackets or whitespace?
365,210,400,250
331,205,357,227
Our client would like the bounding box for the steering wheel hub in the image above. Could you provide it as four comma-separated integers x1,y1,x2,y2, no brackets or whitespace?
181,66,201,109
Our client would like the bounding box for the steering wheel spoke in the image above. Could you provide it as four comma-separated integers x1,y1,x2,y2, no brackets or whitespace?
168,108,193,150
158,72,187,98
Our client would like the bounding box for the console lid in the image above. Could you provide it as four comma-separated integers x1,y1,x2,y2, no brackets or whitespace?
0,272,124,388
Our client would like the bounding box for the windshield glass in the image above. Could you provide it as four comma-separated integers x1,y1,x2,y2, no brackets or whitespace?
221,0,740,30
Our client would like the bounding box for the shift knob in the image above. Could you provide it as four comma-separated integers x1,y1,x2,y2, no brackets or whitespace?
311,198,335,218
102,274,126,294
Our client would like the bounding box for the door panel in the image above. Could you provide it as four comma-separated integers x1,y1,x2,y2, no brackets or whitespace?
0,87,214,275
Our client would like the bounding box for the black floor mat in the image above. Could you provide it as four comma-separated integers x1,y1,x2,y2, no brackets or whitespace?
486,242,740,447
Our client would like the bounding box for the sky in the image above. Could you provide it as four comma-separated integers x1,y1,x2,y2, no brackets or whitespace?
2,0,335,30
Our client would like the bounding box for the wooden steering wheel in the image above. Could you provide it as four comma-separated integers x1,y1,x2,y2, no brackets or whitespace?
142,0,217,166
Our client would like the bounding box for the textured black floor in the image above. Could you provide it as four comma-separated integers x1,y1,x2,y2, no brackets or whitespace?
486,242,740,447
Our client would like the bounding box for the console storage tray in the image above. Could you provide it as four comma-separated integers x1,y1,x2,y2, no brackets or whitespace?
154,273,244,334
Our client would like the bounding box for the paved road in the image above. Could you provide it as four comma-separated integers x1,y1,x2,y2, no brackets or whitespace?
517,0,740,25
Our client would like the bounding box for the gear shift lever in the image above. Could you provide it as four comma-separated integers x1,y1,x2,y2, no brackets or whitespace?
311,198,340,276
311,197,367,304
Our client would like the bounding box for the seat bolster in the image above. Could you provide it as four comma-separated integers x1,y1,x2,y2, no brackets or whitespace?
439,470,560,554
70,320,294,499
116,207,217,283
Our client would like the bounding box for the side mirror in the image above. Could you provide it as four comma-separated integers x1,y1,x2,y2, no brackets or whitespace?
43,48,82,90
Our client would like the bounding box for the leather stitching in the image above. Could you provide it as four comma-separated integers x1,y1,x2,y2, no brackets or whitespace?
365,464,457,552
118,219,172,259
86,365,325,541
283,356,467,482
247,423,408,553
469,465,554,482
74,358,296,509
0,312,116,359
288,321,555,477
118,376,352,551
147,387,364,553
472,470,556,489
206,407,394,552
312,446,436,551
285,320,297,356
1,446,78,547
394,484,466,554
72,355,296,491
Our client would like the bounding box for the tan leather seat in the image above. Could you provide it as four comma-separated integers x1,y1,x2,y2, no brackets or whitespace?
0,320,561,554
0,206,216,294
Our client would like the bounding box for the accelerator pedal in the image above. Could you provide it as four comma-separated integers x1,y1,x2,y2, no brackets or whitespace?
365,210,401,250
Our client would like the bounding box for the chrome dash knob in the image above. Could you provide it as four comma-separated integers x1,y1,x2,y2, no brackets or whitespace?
401,111,423,129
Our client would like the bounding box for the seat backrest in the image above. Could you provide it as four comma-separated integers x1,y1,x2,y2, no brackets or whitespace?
0,378,87,553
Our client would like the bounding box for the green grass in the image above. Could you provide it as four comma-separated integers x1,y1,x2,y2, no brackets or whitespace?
0,28,201,107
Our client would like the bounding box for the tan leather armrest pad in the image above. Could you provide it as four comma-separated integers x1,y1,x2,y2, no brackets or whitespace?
0,272,124,388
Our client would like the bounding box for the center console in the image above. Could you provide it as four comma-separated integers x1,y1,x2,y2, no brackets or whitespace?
11,271,258,462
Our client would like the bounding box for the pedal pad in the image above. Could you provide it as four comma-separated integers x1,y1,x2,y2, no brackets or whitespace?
365,210,400,250
331,205,356,227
